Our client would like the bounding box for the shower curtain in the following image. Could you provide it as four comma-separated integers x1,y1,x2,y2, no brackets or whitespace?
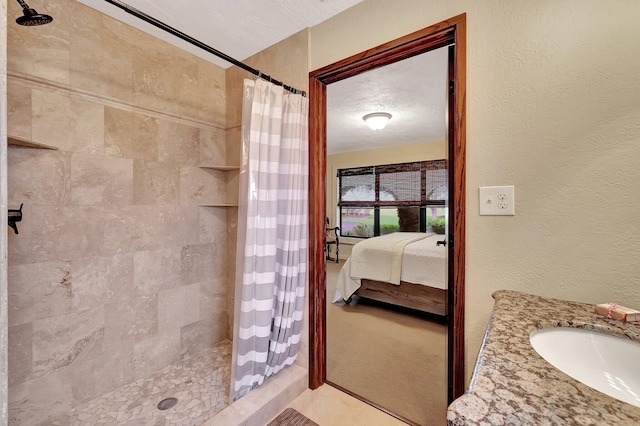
231,79,309,401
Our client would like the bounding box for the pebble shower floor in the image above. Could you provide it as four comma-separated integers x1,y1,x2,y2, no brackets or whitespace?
45,341,232,426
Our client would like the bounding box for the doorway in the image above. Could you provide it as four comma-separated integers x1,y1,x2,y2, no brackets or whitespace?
308,14,467,403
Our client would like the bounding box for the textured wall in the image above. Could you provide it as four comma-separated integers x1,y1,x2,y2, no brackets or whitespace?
5,0,230,423
310,0,640,383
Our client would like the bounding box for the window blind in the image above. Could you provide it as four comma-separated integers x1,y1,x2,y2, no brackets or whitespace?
337,159,447,207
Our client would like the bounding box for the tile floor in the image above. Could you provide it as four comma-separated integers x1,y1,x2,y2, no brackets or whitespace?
44,341,232,426
40,338,405,426
286,384,407,426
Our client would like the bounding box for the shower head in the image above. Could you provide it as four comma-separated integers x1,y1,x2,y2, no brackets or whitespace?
15,0,53,26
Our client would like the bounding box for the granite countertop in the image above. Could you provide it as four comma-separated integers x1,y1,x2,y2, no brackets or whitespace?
447,290,640,425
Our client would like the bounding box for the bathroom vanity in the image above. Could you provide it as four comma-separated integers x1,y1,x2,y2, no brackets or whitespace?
447,290,640,425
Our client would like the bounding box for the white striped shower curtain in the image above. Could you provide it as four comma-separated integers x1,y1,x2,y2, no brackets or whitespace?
231,79,309,401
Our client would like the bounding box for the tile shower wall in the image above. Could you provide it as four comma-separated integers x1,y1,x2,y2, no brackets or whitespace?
6,0,231,423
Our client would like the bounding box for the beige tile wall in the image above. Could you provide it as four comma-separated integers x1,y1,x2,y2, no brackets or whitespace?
6,0,230,423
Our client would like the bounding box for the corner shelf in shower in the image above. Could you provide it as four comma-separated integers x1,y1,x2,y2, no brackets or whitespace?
197,165,239,207
198,165,240,171
8,136,58,150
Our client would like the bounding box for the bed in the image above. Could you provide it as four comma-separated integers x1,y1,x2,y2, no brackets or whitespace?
332,232,448,316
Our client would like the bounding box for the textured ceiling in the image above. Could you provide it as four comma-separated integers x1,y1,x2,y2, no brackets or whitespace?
327,46,449,155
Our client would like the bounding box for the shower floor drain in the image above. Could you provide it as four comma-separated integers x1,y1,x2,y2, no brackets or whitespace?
157,397,178,410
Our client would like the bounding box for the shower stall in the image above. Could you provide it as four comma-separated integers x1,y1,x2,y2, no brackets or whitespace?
2,0,309,424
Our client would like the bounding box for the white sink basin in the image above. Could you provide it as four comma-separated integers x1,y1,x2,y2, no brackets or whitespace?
530,327,640,407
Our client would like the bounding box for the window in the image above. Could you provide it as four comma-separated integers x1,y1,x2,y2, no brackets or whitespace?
337,159,447,238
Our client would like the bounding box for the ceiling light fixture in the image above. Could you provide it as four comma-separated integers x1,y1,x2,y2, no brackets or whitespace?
363,112,392,131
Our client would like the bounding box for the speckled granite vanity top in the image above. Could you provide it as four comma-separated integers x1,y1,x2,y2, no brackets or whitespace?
447,290,640,425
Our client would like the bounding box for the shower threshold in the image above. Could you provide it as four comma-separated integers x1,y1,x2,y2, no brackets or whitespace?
47,340,231,425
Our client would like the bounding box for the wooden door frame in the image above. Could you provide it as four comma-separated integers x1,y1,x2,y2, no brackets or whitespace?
308,14,467,402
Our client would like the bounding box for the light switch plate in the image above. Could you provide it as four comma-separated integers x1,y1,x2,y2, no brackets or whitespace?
479,186,515,215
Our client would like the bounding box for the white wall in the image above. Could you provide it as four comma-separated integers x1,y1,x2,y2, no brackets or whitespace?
310,0,640,382
1,0,8,422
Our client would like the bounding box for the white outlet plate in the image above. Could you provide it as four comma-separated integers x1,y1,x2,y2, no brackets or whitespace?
479,186,515,215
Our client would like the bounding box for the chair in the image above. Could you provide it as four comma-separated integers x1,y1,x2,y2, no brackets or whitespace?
325,217,340,263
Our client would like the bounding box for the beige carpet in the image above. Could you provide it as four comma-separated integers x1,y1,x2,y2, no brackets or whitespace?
326,260,448,426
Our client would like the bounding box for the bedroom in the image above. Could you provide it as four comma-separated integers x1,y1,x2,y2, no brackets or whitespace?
323,46,452,425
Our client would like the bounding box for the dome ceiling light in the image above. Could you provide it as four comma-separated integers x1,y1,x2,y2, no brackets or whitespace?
363,112,392,131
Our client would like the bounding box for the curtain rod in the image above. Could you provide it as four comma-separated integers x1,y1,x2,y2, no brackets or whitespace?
102,0,305,96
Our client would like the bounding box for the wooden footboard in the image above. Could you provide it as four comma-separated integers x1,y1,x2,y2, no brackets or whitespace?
357,279,448,316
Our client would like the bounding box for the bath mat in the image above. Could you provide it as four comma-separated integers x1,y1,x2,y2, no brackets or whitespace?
267,408,319,426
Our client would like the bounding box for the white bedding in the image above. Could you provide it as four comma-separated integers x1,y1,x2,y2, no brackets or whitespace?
349,232,428,285
333,233,447,303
